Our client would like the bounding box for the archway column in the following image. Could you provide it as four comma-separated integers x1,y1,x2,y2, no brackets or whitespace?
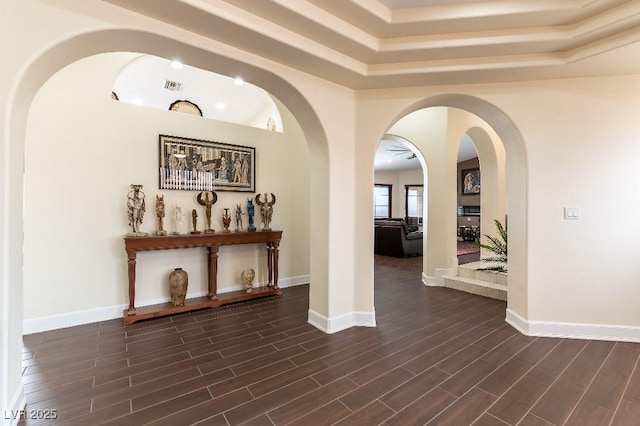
306,91,378,333
1,130,24,421
1,63,30,422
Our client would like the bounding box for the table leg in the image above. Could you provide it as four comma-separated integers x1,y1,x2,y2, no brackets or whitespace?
266,242,274,287
272,241,280,289
208,245,219,300
126,250,137,315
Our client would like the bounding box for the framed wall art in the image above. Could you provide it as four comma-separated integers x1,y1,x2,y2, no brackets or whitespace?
159,134,256,192
461,168,480,195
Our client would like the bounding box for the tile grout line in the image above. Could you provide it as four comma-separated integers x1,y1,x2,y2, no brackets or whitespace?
423,335,541,425
515,339,590,425
563,341,617,424
608,348,640,426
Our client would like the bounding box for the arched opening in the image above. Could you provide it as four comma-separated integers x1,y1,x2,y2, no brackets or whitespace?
449,121,508,300
23,52,315,330
373,134,427,258
366,96,526,329
456,133,481,265
111,54,284,132
4,30,331,402
455,123,508,267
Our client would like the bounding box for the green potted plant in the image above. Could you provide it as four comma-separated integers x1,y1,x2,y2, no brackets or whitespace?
475,219,507,273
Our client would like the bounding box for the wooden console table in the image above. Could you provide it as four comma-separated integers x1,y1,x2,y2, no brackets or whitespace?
123,231,282,325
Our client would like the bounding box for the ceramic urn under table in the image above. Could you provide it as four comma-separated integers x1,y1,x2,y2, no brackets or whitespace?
169,268,188,306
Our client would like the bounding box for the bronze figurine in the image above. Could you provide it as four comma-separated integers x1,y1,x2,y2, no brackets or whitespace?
197,191,217,233
234,204,244,232
222,208,232,233
255,193,276,231
190,209,200,234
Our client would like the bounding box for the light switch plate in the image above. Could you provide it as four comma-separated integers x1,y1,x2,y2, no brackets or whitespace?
564,206,580,220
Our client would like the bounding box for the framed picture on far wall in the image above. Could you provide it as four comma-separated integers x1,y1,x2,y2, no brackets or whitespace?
159,134,256,192
461,168,480,195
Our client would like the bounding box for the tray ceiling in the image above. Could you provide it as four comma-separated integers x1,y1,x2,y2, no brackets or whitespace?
103,0,640,89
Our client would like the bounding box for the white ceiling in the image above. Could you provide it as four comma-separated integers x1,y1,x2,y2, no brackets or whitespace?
375,134,477,171
111,53,475,171
112,55,275,127
97,0,638,171
379,0,488,8
103,0,640,89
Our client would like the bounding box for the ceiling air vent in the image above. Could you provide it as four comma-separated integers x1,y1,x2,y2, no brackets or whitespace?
163,79,183,92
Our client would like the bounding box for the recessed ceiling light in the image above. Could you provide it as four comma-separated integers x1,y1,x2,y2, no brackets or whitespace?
170,60,183,70
216,102,226,110
233,77,244,86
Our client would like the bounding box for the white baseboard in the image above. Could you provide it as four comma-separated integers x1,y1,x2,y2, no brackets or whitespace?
423,259,457,287
505,309,529,335
2,380,25,426
423,272,440,286
22,303,131,336
23,275,310,335
506,309,640,343
307,309,376,334
279,275,311,288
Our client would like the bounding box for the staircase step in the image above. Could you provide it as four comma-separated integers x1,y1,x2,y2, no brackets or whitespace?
458,261,508,285
442,275,507,301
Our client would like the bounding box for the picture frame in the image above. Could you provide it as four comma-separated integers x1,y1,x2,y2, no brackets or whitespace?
168,100,203,117
159,134,256,192
461,168,480,195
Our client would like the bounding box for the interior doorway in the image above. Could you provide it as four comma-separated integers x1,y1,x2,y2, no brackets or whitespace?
373,135,426,259
457,134,481,264
371,105,508,296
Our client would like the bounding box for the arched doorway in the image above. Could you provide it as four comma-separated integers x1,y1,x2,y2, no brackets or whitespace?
23,52,313,330
3,29,331,406
456,133,481,265
364,95,527,328
373,134,428,258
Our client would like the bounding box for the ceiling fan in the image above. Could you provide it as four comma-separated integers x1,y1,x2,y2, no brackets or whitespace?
386,144,417,160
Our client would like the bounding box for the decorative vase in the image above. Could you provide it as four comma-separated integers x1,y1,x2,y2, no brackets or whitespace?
169,268,188,306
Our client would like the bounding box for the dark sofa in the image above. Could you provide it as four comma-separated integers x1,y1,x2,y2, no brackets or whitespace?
374,218,423,257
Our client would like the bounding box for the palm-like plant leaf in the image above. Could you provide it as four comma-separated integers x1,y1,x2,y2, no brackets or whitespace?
474,219,507,273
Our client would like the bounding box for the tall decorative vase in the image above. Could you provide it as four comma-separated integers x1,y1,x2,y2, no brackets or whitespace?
169,268,188,306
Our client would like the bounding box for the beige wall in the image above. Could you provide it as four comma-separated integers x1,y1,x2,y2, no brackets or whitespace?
24,53,311,325
487,76,640,325
356,79,640,329
3,0,640,419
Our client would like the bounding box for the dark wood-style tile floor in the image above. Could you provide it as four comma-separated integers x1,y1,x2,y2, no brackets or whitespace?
20,256,640,425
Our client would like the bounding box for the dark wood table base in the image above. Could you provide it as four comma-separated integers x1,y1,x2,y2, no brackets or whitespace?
123,231,282,325
122,287,282,325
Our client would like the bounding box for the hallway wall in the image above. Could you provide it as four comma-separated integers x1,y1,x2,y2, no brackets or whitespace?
23,53,311,329
355,76,640,334
3,1,640,421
